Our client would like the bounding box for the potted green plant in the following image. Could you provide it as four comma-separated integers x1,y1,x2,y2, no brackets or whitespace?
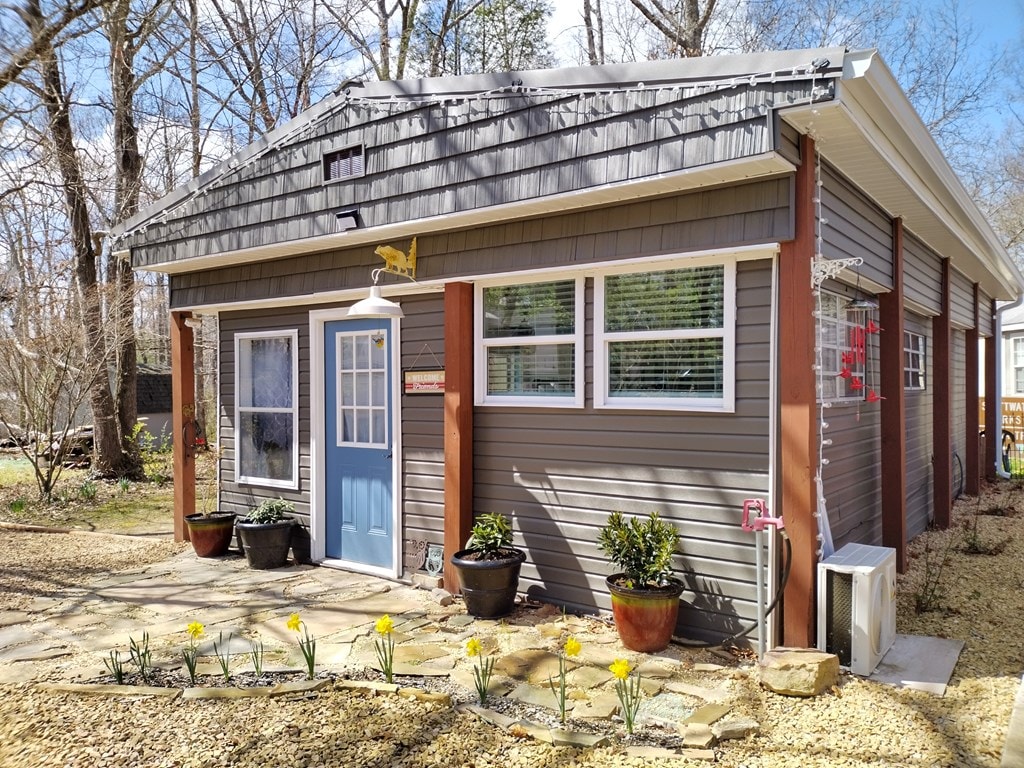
184,450,235,558
450,512,526,618
236,497,295,569
598,511,683,652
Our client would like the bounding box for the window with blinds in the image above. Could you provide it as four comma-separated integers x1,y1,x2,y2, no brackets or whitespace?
595,263,734,410
477,278,584,406
323,144,364,182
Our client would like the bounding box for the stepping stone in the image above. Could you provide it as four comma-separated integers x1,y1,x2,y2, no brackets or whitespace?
0,663,37,684
40,683,181,698
446,615,476,628
393,643,449,664
390,662,451,677
712,716,760,741
0,611,31,628
0,625,38,649
636,660,678,678
450,667,513,697
182,687,273,700
550,730,612,749
637,692,694,727
0,642,71,663
569,691,619,720
269,679,329,697
494,649,562,683
456,703,518,729
683,703,731,726
508,681,570,712
94,584,240,615
566,665,614,689
664,680,733,703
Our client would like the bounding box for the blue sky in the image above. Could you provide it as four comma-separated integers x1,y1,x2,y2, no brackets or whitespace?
957,0,1022,51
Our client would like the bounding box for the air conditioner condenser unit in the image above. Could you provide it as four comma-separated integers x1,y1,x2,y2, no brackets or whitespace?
817,543,896,676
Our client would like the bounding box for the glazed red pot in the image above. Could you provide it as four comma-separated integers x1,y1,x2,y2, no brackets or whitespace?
607,575,684,653
184,513,236,558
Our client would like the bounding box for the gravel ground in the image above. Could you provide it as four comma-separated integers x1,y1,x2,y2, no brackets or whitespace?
0,483,1022,767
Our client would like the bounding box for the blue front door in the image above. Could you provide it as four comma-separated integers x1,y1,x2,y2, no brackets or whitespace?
324,319,394,568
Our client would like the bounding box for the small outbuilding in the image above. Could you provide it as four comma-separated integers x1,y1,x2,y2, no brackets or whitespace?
112,47,1022,648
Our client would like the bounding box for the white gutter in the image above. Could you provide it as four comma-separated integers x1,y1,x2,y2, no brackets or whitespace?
994,297,1024,478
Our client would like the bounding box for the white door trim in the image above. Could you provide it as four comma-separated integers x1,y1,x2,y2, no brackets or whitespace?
309,307,403,578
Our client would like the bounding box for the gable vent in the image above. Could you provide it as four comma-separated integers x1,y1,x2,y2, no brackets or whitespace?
324,144,364,181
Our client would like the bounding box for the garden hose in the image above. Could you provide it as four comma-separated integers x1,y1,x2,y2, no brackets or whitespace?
671,530,793,650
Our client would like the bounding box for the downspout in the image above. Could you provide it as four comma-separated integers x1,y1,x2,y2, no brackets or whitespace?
994,297,1024,478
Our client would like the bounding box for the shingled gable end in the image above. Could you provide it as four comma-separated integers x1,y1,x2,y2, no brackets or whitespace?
112,48,1022,649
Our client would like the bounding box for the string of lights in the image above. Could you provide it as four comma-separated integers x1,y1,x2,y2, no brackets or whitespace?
114,58,836,243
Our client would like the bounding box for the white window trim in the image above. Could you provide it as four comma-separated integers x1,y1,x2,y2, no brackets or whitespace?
904,330,926,391
816,291,867,405
474,275,585,407
1013,337,1024,396
234,329,300,489
593,257,736,412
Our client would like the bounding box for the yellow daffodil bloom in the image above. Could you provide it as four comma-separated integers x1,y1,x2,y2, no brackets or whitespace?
287,613,302,632
466,637,482,658
609,658,631,680
186,621,204,640
564,636,581,658
375,614,394,636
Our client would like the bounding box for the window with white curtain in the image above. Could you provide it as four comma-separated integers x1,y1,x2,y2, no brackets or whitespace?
235,330,298,487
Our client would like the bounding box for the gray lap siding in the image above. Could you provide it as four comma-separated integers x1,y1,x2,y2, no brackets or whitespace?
475,261,772,642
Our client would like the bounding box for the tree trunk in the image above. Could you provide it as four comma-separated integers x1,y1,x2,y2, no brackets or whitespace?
26,0,124,477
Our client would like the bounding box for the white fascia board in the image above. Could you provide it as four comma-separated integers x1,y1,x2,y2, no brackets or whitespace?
842,50,1023,299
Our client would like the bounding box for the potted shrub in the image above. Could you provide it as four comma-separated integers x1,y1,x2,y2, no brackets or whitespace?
598,511,683,652
450,512,526,618
236,497,295,569
185,451,235,558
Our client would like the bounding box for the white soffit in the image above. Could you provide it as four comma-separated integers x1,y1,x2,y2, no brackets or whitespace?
781,49,1022,301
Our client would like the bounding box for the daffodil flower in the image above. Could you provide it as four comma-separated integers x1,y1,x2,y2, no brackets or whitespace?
186,621,204,640
610,658,641,733
375,614,394,635
466,636,494,706
550,635,582,724
374,614,396,683
287,612,302,632
609,658,631,680
564,636,581,657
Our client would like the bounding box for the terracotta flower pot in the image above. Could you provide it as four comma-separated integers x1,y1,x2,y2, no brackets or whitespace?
607,574,684,653
184,513,236,558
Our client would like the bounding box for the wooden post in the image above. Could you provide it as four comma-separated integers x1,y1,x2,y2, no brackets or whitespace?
779,134,818,648
932,260,953,529
170,311,196,542
985,298,999,482
879,219,908,572
443,282,474,593
965,283,980,496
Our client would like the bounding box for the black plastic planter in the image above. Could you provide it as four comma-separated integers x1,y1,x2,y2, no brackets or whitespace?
450,548,526,618
236,519,294,569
